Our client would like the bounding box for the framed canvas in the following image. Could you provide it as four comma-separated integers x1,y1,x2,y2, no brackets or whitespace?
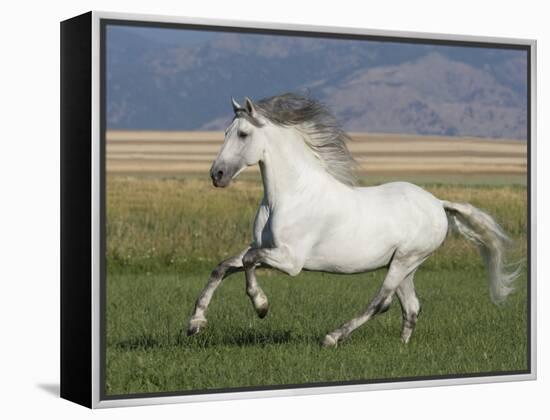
60,11,536,408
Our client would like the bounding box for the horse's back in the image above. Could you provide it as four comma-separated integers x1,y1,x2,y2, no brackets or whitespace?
355,181,447,228
356,181,437,201
356,181,444,215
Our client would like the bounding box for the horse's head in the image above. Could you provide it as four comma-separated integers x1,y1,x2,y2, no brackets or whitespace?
210,97,268,187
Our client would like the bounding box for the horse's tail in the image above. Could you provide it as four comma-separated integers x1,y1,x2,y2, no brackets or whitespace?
441,200,520,304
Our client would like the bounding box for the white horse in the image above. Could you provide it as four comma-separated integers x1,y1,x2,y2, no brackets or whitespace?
187,93,518,347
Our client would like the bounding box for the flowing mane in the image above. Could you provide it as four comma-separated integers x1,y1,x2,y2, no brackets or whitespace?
254,93,358,186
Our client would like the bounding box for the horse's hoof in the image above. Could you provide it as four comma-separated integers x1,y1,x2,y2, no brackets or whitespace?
256,303,269,319
187,317,207,336
401,329,413,344
321,334,338,348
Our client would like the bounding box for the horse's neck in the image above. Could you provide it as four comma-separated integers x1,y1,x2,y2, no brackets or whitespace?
259,133,342,209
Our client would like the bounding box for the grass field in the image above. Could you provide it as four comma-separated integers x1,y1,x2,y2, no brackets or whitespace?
105,175,528,396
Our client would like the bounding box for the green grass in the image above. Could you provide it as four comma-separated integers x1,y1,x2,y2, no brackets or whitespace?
106,267,528,395
105,176,529,396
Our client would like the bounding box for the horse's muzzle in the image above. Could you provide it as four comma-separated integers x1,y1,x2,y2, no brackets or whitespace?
210,161,231,188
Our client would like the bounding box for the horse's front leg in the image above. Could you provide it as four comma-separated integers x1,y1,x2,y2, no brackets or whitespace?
242,246,303,318
187,248,249,336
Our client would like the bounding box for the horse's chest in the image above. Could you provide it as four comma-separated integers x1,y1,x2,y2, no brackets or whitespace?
252,205,275,248
257,218,275,248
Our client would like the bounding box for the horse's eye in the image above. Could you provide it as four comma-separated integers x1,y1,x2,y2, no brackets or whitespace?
238,131,248,139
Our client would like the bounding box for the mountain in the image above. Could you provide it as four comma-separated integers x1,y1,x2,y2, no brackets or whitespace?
322,52,526,138
106,27,528,139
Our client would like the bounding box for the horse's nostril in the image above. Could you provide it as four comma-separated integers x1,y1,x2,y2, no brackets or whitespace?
216,170,224,179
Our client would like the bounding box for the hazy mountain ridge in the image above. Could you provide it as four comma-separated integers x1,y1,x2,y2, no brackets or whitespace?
323,52,526,138
107,28,527,139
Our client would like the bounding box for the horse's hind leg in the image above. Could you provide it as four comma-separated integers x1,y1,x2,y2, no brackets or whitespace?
322,258,415,348
187,248,248,336
396,271,421,344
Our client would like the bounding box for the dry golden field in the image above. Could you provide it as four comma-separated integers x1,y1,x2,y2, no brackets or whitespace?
106,130,527,177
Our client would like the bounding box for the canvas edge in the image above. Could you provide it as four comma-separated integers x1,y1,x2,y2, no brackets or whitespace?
91,10,101,409
60,11,94,408
94,373,536,409
88,10,537,409
89,9,536,45
529,39,537,382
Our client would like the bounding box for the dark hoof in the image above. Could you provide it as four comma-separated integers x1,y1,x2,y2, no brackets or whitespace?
256,303,269,319
187,317,207,336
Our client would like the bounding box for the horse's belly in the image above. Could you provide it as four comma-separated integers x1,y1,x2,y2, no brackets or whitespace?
303,239,396,274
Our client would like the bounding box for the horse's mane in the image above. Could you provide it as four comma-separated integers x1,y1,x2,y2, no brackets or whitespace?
253,93,358,186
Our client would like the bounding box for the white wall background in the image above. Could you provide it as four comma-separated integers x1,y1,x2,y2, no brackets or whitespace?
1,0,546,418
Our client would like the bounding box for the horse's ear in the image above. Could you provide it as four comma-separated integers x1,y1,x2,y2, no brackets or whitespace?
244,97,256,116
231,97,242,114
